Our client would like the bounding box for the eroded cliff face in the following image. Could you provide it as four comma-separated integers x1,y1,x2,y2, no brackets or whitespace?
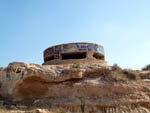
1,62,150,113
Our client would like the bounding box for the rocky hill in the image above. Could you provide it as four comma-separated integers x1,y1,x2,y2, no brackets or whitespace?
0,62,150,113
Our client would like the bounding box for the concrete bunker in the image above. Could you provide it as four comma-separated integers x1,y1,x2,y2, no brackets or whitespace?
43,42,106,65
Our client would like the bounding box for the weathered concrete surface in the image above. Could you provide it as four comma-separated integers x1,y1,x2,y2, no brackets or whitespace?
1,62,150,113
43,58,107,66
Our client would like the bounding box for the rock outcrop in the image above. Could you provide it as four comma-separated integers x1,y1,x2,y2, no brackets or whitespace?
1,62,150,113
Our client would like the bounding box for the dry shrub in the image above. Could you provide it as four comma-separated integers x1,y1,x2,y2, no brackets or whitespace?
142,64,150,71
103,64,141,82
111,64,122,72
108,64,128,82
123,69,141,80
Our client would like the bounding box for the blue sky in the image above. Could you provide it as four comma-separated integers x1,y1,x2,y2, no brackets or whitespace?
0,0,150,69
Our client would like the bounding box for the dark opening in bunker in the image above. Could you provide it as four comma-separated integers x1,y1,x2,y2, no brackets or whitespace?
93,53,104,60
61,52,86,60
44,55,54,62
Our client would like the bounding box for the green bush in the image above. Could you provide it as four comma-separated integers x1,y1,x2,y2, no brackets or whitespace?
72,63,80,68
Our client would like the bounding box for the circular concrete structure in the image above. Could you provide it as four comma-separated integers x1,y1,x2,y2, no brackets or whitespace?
43,42,106,65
